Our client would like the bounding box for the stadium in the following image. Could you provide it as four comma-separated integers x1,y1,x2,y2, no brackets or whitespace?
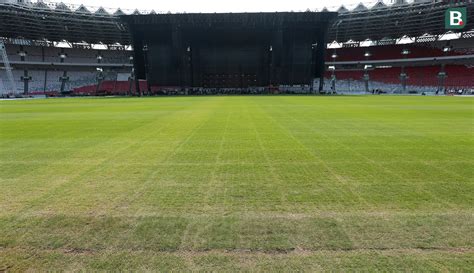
0,0,473,271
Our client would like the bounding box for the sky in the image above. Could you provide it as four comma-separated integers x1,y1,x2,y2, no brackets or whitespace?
44,0,381,13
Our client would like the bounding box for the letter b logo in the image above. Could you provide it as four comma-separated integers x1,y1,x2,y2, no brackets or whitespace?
446,8,467,29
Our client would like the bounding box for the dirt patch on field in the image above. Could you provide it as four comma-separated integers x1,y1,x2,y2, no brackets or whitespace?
63,248,95,255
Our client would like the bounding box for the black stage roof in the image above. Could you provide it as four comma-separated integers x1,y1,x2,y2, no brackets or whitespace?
123,12,337,88
120,12,338,27
0,1,473,45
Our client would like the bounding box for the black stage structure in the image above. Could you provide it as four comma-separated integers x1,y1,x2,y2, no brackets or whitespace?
121,12,337,94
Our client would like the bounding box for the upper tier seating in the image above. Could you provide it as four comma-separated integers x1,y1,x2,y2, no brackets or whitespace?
326,44,467,62
4,44,131,64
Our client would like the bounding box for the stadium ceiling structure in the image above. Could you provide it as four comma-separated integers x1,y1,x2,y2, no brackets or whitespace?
0,0,473,46
0,1,131,45
329,0,474,44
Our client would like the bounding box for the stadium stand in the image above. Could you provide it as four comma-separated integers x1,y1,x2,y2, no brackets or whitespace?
4,44,132,64
325,44,466,63
323,64,474,94
325,38,474,94
0,0,473,96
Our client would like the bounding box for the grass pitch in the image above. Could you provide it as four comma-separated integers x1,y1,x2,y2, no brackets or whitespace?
0,96,473,271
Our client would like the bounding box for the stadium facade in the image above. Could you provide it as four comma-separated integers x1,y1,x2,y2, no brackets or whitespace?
0,0,473,96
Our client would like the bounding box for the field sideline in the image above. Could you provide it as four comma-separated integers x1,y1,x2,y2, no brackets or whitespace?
0,96,473,271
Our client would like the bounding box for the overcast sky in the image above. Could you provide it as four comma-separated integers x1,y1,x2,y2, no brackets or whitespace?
51,0,382,13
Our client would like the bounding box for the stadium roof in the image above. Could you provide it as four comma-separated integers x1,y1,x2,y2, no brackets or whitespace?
0,1,130,44
328,0,474,42
0,0,472,45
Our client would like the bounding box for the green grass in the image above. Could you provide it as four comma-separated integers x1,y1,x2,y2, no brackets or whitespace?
0,96,473,271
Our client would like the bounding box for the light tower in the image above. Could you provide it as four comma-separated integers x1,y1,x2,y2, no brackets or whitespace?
330,52,337,94
400,49,410,93
0,41,17,95
363,51,372,93
438,45,452,95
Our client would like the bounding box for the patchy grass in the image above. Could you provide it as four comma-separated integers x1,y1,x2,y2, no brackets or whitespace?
0,96,473,271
